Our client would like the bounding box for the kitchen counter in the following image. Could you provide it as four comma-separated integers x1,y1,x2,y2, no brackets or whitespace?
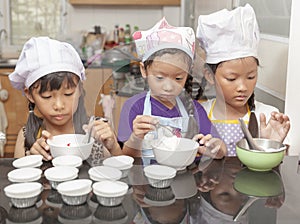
0,58,18,69
1,154,300,223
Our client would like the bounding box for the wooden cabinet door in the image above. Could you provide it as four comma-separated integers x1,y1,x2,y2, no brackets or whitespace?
0,69,28,157
83,68,114,118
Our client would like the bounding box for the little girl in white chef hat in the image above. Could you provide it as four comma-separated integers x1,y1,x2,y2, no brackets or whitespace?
196,4,290,156
118,17,227,163
9,36,122,160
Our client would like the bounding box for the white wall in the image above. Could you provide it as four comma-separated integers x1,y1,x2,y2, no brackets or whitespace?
66,4,180,48
285,0,300,155
257,38,288,101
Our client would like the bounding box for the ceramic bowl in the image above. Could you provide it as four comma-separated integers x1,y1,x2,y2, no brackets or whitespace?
56,179,92,205
152,137,199,170
52,155,83,168
47,134,94,160
88,165,122,182
44,166,79,189
4,182,43,208
234,168,284,197
236,138,286,171
92,180,128,206
144,164,177,188
102,155,134,178
7,167,42,183
12,155,43,168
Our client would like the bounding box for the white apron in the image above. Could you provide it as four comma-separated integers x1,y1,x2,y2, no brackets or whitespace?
142,91,189,165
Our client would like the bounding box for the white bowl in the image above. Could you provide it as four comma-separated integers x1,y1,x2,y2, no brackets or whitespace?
44,166,79,189
88,166,122,182
57,179,92,205
93,180,128,206
4,182,43,208
12,155,43,168
144,164,177,188
47,134,94,160
7,167,42,183
52,155,83,168
152,137,199,170
102,155,134,178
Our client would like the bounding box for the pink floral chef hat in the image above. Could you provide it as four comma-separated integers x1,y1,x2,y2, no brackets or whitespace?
132,17,195,62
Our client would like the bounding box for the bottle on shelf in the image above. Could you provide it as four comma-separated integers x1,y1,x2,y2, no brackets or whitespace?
124,24,131,45
118,27,125,45
113,24,119,44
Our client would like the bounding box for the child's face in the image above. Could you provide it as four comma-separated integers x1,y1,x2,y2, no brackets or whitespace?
25,77,81,127
141,53,189,107
210,161,247,216
213,56,258,110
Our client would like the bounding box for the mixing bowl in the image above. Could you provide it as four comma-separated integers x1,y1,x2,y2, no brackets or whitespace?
47,134,94,160
152,137,199,170
236,138,286,172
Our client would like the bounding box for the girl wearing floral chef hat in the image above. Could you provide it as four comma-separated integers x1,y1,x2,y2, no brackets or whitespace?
118,17,227,163
9,36,122,160
196,4,290,156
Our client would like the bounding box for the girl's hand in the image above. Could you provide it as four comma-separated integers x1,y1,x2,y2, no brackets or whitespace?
29,130,52,161
132,115,158,139
193,134,227,159
260,112,290,142
83,118,120,153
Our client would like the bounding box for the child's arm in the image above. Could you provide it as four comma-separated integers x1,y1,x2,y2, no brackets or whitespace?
123,115,158,157
84,118,123,156
193,134,227,159
259,111,290,143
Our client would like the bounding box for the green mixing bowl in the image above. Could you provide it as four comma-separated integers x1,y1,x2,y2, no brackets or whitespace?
234,168,284,197
236,138,286,172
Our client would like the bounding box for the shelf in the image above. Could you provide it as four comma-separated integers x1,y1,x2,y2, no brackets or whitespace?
69,0,180,6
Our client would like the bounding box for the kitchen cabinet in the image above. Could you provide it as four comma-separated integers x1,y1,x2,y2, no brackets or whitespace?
69,0,180,6
84,68,128,134
113,95,127,134
0,68,28,157
83,68,114,118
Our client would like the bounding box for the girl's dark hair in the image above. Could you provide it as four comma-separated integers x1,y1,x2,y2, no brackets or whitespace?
143,48,199,137
24,72,88,151
206,58,259,137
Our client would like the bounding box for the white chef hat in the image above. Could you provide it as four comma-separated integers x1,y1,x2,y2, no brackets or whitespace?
196,4,260,64
133,17,195,62
9,36,85,90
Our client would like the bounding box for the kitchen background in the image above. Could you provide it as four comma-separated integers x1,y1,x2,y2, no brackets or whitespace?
0,0,300,156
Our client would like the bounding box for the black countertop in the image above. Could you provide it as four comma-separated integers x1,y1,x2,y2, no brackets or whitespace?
1,155,300,223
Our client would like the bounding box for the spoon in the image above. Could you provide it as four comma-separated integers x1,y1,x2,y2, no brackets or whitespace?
83,116,109,144
238,118,265,151
155,123,174,138
83,116,95,144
